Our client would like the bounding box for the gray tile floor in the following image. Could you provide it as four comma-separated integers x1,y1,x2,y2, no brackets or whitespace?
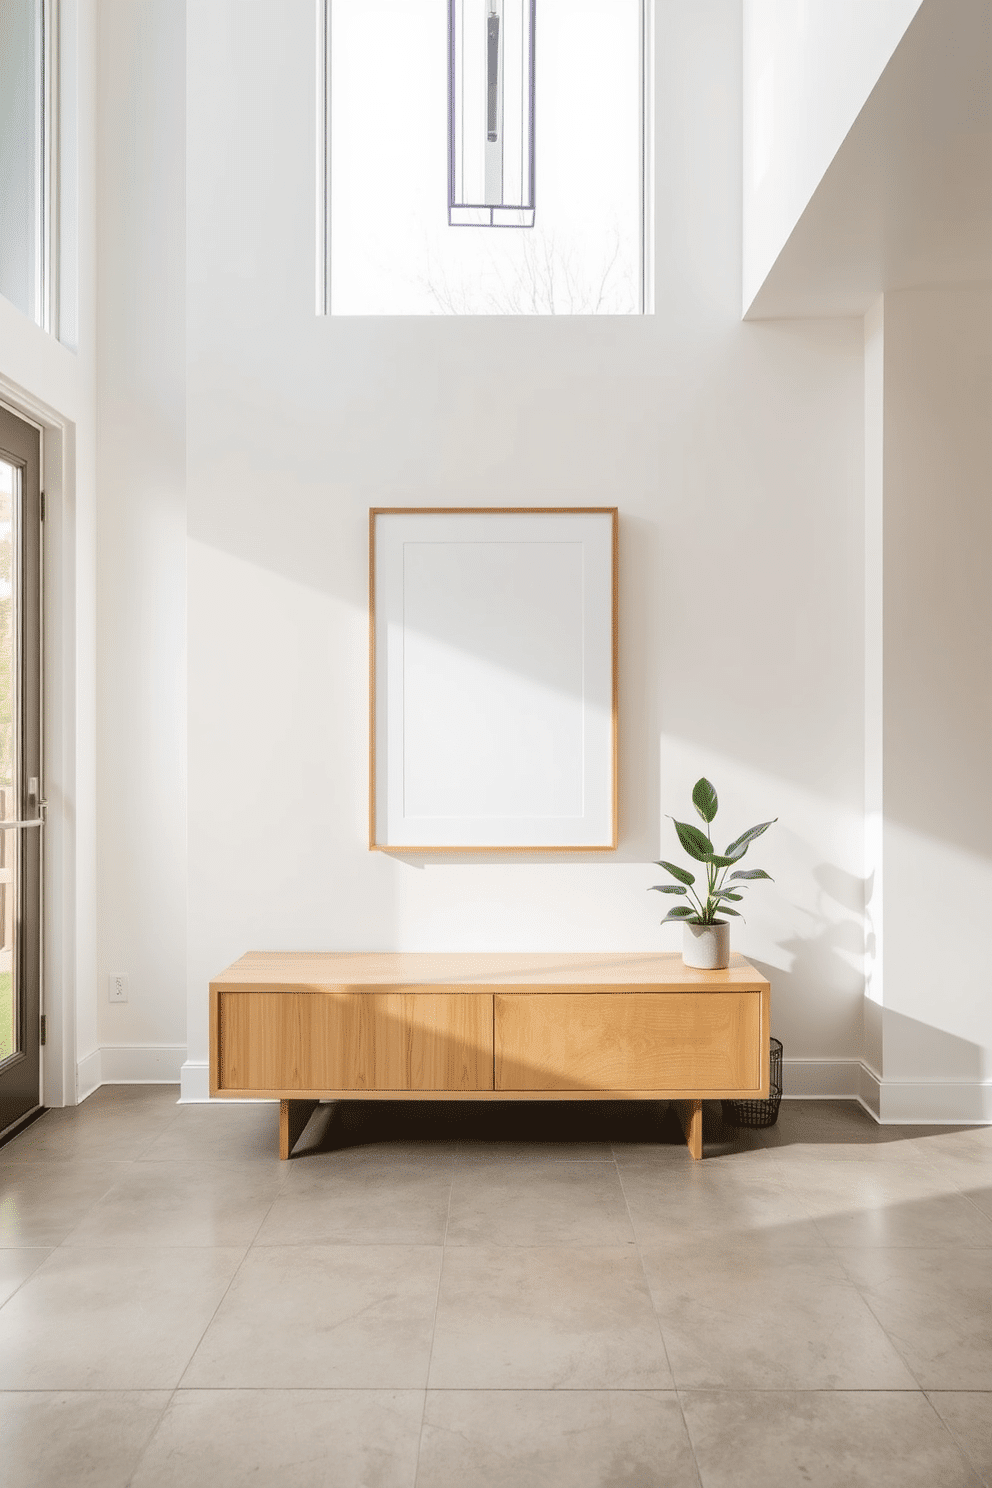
0,1087,990,1486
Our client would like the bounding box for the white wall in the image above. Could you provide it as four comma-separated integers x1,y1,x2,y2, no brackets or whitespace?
182,0,867,1097
94,0,186,1078
743,0,923,312
0,0,98,1105
865,287,992,1121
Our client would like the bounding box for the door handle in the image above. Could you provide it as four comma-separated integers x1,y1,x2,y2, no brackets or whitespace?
0,801,47,830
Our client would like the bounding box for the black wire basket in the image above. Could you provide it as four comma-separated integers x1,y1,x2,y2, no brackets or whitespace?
722,1037,783,1129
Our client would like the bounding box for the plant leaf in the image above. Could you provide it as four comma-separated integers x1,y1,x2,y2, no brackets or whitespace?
729,868,773,881
716,906,742,916
691,777,718,824
721,841,750,863
650,884,688,895
705,853,741,868
660,905,696,922
654,860,695,886
724,819,777,857
672,819,712,861
714,890,743,901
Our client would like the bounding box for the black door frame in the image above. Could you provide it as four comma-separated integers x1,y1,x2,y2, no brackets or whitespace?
0,401,44,1142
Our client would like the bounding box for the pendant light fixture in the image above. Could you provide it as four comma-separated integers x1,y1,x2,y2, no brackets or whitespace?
448,0,536,227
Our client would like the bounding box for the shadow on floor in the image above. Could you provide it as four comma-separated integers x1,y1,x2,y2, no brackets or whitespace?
292,1097,770,1158
290,1094,987,1161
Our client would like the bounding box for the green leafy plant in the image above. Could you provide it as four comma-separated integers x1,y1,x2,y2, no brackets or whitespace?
650,777,776,927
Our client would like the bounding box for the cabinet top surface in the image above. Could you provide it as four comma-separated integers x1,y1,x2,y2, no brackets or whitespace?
211,950,770,993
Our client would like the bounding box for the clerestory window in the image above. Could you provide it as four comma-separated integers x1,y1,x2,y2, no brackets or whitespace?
319,0,654,316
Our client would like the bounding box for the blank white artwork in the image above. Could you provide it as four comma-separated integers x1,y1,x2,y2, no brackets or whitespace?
372,510,616,849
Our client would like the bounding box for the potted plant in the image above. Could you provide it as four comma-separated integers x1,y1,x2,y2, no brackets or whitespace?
650,777,776,969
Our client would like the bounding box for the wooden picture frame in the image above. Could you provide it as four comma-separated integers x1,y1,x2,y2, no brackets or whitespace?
370,507,618,851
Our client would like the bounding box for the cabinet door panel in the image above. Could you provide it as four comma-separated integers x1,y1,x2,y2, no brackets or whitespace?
219,992,494,1093
494,992,762,1094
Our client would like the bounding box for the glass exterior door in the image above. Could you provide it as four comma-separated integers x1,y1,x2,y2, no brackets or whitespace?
0,404,43,1139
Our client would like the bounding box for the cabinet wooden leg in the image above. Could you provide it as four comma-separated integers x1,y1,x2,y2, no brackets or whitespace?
675,1099,703,1160
279,1099,319,1160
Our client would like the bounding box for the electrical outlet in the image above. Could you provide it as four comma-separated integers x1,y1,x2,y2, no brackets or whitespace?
109,974,128,1004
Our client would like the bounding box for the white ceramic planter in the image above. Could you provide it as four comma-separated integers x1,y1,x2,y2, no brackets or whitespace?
682,920,731,970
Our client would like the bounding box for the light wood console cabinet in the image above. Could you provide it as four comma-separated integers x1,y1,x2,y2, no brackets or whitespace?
210,952,771,1160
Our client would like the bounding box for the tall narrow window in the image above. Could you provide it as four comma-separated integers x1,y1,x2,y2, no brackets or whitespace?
322,0,652,315
0,0,58,331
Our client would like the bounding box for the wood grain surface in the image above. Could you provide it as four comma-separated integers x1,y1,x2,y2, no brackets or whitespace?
494,992,762,1093
211,950,769,994
279,1099,319,1159
218,990,494,1094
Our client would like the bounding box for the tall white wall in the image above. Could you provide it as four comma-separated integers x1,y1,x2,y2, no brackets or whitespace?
94,0,186,1077
743,0,923,312
182,0,867,1098
866,287,992,1121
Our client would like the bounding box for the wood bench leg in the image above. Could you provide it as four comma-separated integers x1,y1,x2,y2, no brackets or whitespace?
280,1099,319,1160
675,1099,703,1160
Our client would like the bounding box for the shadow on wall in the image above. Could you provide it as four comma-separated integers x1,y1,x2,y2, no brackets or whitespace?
748,858,987,1082
874,1007,989,1085
744,859,868,1064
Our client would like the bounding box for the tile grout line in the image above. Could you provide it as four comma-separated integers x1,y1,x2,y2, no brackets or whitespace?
920,1388,989,1486
412,1169,453,1488
50,1155,146,1253
0,1100,183,1479
0,1383,971,1394
0,1249,56,1314
120,1144,287,1488
955,1185,992,1234
828,1244,930,1394
0,1130,152,1301
613,1143,707,1486
169,1173,287,1394
613,1146,683,1368
121,1384,177,1488
702,1128,975,1400
674,1388,707,1488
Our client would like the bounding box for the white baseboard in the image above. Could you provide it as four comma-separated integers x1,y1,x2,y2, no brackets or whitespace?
782,1058,989,1124
101,1045,186,1084
179,1060,210,1103
75,1045,186,1101
782,1058,861,1099
859,1061,883,1120
76,1049,102,1103
875,1076,992,1125
178,1060,276,1104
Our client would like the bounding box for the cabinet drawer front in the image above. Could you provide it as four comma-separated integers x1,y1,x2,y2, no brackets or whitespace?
495,993,762,1094
219,992,494,1093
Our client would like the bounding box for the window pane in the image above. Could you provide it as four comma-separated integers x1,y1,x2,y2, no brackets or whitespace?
0,463,14,1064
0,0,42,322
330,0,646,315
